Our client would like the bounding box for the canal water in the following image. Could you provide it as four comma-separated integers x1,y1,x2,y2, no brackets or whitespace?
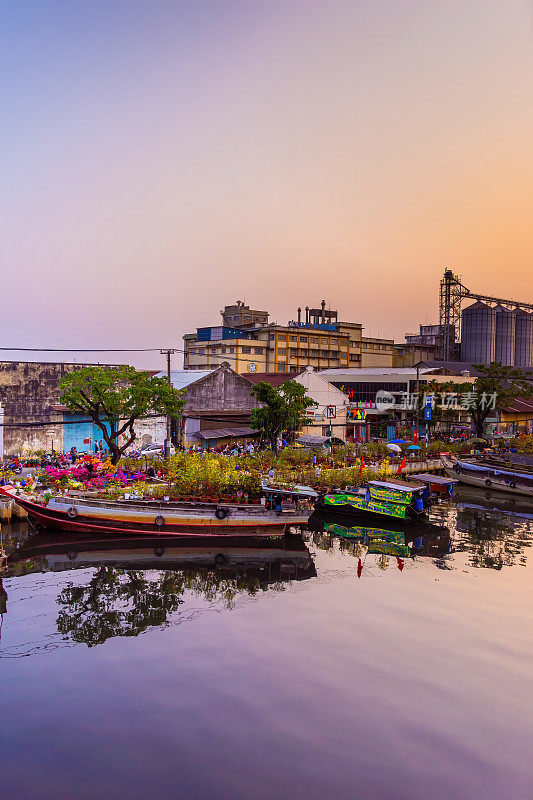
1,489,532,800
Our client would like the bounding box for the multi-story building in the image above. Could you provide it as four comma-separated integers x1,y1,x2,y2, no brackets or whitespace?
183,301,363,376
360,336,395,368
405,324,456,360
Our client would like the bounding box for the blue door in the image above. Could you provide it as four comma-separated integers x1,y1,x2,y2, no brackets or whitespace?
63,415,112,454
63,414,94,453
387,425,397,441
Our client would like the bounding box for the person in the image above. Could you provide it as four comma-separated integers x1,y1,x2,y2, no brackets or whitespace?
268,467,275,481
70,446,78,463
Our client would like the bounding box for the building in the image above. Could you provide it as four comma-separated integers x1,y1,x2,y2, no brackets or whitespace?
405,324,456,360
360,336,394,368
0,360,123,456
183,300,363,375
137,363,263,449
498,399,533,436
221,301,269,328
246,366,350,441
393,342,437,367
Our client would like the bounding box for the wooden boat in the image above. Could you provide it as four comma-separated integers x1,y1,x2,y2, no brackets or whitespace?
314,478,429,524
441,456,533,497
406,473,457,498
0,485,310,536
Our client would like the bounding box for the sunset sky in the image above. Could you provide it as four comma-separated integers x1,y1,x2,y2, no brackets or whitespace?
2,0,533,369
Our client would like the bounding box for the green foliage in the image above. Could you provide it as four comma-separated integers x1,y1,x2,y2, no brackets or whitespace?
60,366,185,464
250,380,316,452
166,453,261,499
454,363,531,438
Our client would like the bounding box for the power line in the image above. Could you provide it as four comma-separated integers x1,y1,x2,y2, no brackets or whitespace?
0,347,173,353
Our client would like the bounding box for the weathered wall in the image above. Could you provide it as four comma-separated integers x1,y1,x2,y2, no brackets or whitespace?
184,362,260,415
0,361,119,455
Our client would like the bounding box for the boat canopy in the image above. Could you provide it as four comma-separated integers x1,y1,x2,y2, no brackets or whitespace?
410,474,457,486
261,481,318,498
368,480,424,494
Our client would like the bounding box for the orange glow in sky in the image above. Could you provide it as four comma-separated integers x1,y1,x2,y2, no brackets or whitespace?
2,1,532,368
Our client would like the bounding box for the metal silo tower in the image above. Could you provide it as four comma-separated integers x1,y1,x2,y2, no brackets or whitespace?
514,310,533,368
460,301,496,364
494,306,516,365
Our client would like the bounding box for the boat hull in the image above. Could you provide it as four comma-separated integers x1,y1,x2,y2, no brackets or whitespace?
442,458,533,497
0,487,309,537
312,500,429,528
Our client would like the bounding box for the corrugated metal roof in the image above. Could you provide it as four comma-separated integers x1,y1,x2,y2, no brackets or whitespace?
318,367,436,379
195,427,259,440
245,372,303,387
156,369,213,390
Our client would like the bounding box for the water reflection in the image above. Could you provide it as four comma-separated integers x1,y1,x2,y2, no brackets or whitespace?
3,532,316,648
307,512,452,575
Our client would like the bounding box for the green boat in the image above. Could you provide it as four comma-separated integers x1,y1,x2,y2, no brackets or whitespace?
323,522,406,544
315,479,428,524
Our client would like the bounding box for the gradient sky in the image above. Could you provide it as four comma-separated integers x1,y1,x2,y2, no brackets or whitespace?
2,0,533,370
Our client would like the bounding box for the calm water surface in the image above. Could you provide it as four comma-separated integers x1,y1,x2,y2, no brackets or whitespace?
1,490,532,800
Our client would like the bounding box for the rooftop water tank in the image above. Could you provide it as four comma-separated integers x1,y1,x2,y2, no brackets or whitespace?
460,301,496,364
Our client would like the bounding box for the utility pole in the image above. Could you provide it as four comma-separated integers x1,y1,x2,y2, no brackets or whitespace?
160,349,175,458
415,364,420,439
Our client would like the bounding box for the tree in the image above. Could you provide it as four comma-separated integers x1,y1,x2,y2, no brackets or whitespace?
56,567,186,646
455,363,531,439
250,380,316,452
60,365,185,464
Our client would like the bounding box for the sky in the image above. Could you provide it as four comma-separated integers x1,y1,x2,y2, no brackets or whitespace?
1,0,533,370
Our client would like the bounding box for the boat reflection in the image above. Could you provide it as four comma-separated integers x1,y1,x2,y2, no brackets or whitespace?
5,532,316,647
307,512,453,574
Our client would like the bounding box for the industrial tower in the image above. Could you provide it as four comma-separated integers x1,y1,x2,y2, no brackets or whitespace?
438,268,533,361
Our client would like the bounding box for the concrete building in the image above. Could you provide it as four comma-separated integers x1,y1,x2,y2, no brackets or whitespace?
360,336,395,368
183,300,362,375
247,366,350,441
405,324,456,360
0,360,121,456
138,363,262,449
393,342,437,367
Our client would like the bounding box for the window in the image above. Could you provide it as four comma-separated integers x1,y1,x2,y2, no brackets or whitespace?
276,362,286,372
299,336,308,344
331,339,338,346
289,335,298,342
221,347,227,354
311,337,319,344
241,346,252,354
290,349,298,358
254,347,264,354
340,341,347,348
278,348,287,355
289,366,299,373
277,335,286,342
229,346,235,353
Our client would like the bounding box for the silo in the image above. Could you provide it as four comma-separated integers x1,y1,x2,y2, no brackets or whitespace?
514,310,533,368
494,306,516,365
460,301,496,364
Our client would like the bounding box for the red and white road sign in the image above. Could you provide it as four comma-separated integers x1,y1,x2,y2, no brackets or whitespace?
326,405,336,419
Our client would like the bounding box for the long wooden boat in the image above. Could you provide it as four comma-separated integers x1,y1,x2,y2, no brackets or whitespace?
442,456,533,497
0,485,310,536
